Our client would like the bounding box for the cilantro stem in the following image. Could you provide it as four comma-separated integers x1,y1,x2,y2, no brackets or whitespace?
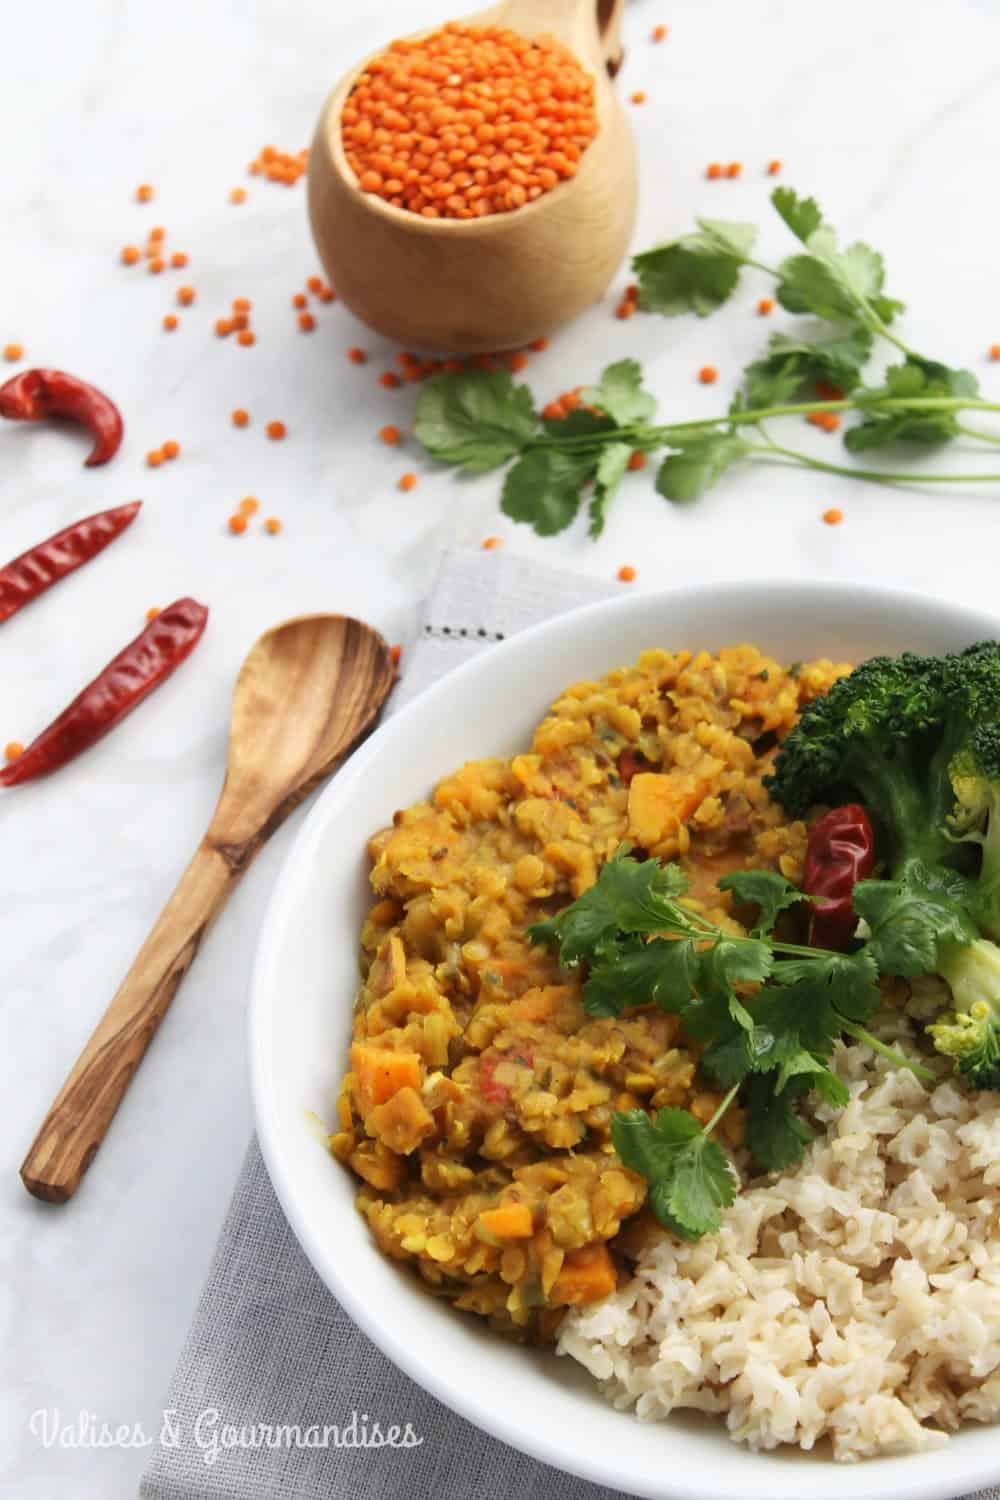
702,1082,741,1136
956,422,1000,446
748,435,1000,486
839,1019,937,1081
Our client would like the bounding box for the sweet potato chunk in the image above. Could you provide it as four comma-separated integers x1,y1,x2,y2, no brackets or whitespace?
350,1043,423,1113
367,1086,435,1155
550,1242,617,1306
478,1202,534,1239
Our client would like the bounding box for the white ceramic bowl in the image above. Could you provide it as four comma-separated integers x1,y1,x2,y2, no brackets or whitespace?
251,579,1000,1500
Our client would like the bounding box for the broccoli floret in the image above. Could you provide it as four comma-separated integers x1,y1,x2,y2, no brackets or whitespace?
948,723,1000,942
930,939,1000,1089
765,651,955,874
768,642,1000,1090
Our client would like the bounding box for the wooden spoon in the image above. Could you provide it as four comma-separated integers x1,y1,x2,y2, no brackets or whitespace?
307,0,636,352
21,614,395,1204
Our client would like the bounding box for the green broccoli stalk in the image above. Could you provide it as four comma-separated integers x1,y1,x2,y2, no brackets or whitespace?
768,642,1000,1090
948,723,1000,942
930,941,1000,1089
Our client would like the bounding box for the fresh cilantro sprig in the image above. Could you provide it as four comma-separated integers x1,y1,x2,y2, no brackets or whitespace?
527,845,935,1239
413,186,1000,530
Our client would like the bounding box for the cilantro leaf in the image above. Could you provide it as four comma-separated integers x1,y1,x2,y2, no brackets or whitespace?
414,371,537,471
741,329,873,409
744,1074,814,1171
771,186,823,245
655,431,751,502
633,220,756,317
812,1067,851,1109
582,935,699,1018
772,949,880,1025
580,359,657,427
500,448,592,535
853,860,975,976
541,407,617,441
718,869,809,937
846,356,981,451
588,441,632,539
527,845,690,963
612,1107,736,1241
775,215,904,328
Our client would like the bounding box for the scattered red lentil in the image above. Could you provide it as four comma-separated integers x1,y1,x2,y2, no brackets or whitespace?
481,536,502,550
240,496,260,516
380,371,402,389
292,293,308,309
266,420,286,440
348,347,367,364
149,226,165,242
177,286,196,307
379,424,402,445
615,299,636,320
529,337,549,352
149,257,165,274
990,345,1000,361
506,351,529,372
307,276,324,293
232,408,250,427
698,365,719,384
231,313,250,332
631,91,646,105
121,245,141,265
162,314,179,331
627,451,647,471
237,330,256,347
4,741,24,762
757,297,775,315
3,343,24,362
233,297,252,313
147,448,164,467
822,507,844,526
264,516,282,535
653,23,668,40
216,318,232,337
706,162,723,180
171,251,189,269
136,184,154,203
389,643,402,668
617,565,637,583
298,312,316,332
342,22,599,221
814,379,845,401
316,286,336,303
228,514,248,535
767,159,782,176
808,411,841,433
162,440,180,460
230,187,248,204
145,607,161,622
726,162,742,178
249,145,308,186
398,472,417,492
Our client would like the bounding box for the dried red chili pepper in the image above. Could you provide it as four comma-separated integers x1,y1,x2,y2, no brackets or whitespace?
0,597,208,787
0,502,141,624
802,803,875,950
0,368,124,467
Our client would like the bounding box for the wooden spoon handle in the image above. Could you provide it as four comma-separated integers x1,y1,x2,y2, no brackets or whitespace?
20,838,241,1203
496,0,626,69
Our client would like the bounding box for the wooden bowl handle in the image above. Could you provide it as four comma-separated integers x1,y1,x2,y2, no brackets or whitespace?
496,0,626,72
20,840,241,1204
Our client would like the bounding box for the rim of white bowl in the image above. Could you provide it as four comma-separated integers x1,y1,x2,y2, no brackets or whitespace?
250,576,1000,1500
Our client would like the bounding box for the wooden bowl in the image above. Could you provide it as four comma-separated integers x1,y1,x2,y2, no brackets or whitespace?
306,0,637,352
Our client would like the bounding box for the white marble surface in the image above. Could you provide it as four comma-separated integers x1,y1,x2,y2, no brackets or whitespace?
4,1,1000,1495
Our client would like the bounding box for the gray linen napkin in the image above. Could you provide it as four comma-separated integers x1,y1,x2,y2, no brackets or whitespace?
141,550,1000,1500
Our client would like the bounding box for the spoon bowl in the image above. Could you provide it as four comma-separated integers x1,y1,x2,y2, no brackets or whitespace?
307,0,636,352
21,613,394,1202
